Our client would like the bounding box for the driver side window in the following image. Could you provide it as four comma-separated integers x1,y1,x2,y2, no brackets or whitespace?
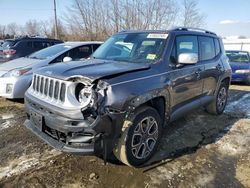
171,35,199,64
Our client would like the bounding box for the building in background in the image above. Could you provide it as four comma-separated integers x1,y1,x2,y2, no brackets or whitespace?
223,37,250,52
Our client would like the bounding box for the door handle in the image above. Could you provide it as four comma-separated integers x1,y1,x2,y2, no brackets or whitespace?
195,69,202,79
216,64,222,71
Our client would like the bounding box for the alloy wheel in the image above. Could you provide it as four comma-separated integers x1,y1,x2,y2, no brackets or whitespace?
131,116,159,160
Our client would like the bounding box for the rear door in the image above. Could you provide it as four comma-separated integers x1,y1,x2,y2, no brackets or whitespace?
199,36,222,97
169,35,204,111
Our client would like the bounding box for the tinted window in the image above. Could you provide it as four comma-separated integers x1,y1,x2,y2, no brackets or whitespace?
93,44,101,51
199,37,216,61
27,42,32,48
67,45,92,60
42,42,51,48
214,38,220,56
33,41,44,49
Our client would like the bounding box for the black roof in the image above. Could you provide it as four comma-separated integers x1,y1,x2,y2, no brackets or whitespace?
118,27,218,38
6,36,62,42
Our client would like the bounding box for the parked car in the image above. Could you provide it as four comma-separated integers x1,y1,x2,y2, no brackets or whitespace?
0,41,103,99
24,28,231,167
0,36,63,63
226,50,250,84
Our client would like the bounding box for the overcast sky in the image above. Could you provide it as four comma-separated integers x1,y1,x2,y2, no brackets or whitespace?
0,0,249,37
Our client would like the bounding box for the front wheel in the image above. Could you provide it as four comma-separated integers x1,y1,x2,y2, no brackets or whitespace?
206,83,228,115
113,106,162,167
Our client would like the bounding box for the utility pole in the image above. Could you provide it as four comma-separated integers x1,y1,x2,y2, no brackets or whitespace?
53,0,58,39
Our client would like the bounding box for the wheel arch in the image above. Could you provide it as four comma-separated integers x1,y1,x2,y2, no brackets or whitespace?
123,89,171,128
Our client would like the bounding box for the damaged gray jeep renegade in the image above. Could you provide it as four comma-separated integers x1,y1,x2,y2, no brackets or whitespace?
24,27,232,167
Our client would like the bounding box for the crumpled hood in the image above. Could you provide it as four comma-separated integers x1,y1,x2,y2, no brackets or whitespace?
36,59,150,82
0,57,42,72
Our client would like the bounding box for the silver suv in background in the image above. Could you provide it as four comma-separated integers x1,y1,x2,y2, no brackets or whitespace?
0,41,103,99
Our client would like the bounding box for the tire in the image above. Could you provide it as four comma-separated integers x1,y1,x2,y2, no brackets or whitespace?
113,106,162,167
206,83,228,115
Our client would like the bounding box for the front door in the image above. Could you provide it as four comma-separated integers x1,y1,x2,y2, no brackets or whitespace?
169,35,204,111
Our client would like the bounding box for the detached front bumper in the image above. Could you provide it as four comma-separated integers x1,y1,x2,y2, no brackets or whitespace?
24,92,125,155
0,75,31,99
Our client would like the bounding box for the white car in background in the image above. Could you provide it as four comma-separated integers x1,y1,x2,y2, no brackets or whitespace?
0,41,103,99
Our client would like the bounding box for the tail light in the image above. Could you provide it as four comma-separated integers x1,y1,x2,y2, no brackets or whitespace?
3,49,16,56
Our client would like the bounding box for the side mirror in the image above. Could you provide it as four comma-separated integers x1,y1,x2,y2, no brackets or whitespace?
178,53,198,65
63,56,72,62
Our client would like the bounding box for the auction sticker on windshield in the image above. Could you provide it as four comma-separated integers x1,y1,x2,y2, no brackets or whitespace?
146,54,156,60
147,33,168,39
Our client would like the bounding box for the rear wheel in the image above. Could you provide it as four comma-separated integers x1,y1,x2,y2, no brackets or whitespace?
206,83,228,115
113,106,162,167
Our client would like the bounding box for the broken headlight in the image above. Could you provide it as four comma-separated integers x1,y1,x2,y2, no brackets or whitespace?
75,83,95,107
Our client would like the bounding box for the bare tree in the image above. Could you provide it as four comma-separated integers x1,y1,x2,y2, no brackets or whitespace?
181,0,205,27
6,23,20,36
65,0,180,40
40,20,53,37
1,0,207,41
0,25,6,39
51,19,67,40
24,20,41,36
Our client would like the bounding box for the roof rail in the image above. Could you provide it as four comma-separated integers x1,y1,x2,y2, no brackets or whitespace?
171,27,217,36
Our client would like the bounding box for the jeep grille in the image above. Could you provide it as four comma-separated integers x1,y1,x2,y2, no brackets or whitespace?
32,74,66,102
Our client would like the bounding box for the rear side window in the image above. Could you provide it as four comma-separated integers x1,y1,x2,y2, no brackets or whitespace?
214,38,221,56
33,41,43,49
42,42,51,48
27,42,32,47
67,45,92,60
199,36,216,61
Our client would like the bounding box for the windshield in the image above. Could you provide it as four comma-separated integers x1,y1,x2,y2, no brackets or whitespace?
2,40,16,49
226,51,250,63
28,44,71,60
92,32,168,63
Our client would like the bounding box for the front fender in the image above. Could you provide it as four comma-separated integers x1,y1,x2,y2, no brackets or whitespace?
105,83,171,126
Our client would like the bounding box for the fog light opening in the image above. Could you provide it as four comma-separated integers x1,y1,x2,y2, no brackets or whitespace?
6,84,13,94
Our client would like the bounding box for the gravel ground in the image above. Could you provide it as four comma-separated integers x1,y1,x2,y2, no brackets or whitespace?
0,84,249,188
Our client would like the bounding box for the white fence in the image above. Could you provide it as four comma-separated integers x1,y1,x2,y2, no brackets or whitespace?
223,39,250,52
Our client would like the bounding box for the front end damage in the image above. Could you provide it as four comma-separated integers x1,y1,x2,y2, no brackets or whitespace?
24,74,126,159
